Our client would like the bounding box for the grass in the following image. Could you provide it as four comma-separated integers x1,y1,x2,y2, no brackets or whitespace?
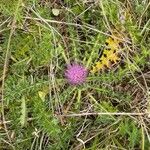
0,0,150,149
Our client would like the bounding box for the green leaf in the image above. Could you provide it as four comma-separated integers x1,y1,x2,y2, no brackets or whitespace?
38,91,47,102
20,96,26,127
128,123,139,148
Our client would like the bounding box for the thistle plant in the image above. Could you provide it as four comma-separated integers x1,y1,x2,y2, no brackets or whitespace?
1,1,150,149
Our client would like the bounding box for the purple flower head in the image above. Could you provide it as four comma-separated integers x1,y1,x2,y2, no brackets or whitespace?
65,63,88,85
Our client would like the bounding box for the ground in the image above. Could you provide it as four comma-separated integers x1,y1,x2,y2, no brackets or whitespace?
0,0,150,150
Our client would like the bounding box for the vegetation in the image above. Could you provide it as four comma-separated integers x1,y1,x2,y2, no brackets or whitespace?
0,0,150,149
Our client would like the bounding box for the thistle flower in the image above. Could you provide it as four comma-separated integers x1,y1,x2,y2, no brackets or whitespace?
65,63,88,85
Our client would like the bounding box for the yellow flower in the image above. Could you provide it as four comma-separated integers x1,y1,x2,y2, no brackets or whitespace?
103,49,115,56
100,56,110,68
109,54,120,63
95,61,103,70
103,49,120,63
90,66,97,73
106,37,119,50
90,31,123,74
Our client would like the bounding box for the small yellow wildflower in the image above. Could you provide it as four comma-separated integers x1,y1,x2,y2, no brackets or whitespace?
90,66,97,73
95,62,103,70
104,49,120,63
106,37,120,50
100,56,110,68
111,54,120,63
103,49,115,56
90,31,123,73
